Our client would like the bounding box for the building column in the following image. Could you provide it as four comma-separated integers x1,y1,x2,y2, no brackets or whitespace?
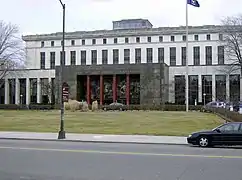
48,78,52,104
126,74,130,105
226,75,230,102
15,78,20,105
100,75,104,105
198,75,202,103
240,76,242,101
26,78,30,105
87,75,91,105
112,75,117,102
37,78,41,103
4,79,9,104
212,75,216,101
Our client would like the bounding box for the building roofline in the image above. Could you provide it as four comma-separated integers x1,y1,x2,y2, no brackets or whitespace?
22,25,226,41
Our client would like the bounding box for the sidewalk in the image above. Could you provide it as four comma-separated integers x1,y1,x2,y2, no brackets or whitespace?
0,131,187,145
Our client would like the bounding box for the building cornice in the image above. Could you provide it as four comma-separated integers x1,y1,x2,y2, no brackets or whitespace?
22,25,226,41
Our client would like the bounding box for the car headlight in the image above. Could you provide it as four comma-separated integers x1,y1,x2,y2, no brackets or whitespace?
188,134,192,137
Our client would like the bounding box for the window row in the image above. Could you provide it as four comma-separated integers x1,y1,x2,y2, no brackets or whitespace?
40,46,225,69
40,34,223,47
175,74,240,105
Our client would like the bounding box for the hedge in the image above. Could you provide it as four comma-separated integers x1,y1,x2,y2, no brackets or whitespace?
204,107,242,122
0,104,203,111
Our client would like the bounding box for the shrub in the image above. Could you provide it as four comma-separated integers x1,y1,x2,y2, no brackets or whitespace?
208,107,242,122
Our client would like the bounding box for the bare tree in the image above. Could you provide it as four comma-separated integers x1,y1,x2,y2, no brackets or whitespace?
0,20,25,88
217,15,242,101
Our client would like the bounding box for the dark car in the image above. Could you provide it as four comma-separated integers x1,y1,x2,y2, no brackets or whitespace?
187,122,242,147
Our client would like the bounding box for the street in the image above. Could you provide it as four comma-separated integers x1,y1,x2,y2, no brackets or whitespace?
0,140,242,180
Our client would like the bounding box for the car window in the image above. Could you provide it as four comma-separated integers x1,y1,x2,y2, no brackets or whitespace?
219,123,240,133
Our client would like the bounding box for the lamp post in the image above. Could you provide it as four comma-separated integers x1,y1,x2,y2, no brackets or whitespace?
58,0,66,139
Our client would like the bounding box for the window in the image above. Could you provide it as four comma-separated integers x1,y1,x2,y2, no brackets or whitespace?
102,50,108,64
114,38,118,44
229,75,240,102
193,46,200,65
60,51,66,65
125,37,129,43
218,46,224,65
146,48,153,63
41,41,45,48
147,36,151,42
218,123,240,133
159,36,163,42
170,47,176,66
181,47,186,66
124,49,130,64
194,35,199,41
215,75,226,101
135,48,141,64
91,50,97,64
70,51,76,65
158,48,164,63
113,49,119,64
51,41,55,47
103,39,107,44
202,75,212,104
175,75,185,104
136,37,140,43
50,52,55,69
71,40,75,46
92,39,96,45
82,39,85,45
171,36,175,42
205,46,212,65
219,34,223,41
189,75,198,105
207,34,211,40
81,50,86,65
182,35,186,41
40,52,45,69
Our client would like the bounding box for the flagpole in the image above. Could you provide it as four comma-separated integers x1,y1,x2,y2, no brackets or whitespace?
185,0,189,112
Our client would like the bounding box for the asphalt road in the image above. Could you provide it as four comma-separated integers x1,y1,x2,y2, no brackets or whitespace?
0,140,242,180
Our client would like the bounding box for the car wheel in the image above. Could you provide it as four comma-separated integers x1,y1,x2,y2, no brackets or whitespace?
119,108,122,111
198,136,209,147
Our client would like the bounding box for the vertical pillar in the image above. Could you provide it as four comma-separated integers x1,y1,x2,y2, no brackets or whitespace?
48,78,52,104
4,79,9,104
37,78,41,103
112,75,117,102
15,78,20,105
100,75,104,105
126,74,130,105
26,78,30,105
212,75,216,101
226,75,230,102
87,75,91,105
240,76,242,101
198,75,202,103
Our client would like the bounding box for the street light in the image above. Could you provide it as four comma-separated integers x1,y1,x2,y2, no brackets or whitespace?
58,0,66,139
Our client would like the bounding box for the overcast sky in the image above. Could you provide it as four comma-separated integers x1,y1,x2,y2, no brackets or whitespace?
1,0,242,35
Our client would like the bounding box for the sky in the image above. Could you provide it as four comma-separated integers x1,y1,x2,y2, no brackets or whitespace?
1,0,242,35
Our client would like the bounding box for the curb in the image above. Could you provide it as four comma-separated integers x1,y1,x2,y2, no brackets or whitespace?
0,137,188,146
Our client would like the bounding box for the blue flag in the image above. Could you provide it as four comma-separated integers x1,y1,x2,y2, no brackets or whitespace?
187,0,200,7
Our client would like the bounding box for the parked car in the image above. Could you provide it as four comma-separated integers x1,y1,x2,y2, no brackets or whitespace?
103,102,127,111
187,122,242,147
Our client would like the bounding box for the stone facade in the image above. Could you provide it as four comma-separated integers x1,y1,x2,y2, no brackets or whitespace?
55,63,169,105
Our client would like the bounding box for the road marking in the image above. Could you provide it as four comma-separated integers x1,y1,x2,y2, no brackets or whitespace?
0,146,241,159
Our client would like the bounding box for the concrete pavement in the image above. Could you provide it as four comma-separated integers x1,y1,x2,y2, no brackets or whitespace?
0,140,242,180
0,131,187,145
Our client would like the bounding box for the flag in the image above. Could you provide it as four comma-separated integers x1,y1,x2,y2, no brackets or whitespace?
187,0,200,7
